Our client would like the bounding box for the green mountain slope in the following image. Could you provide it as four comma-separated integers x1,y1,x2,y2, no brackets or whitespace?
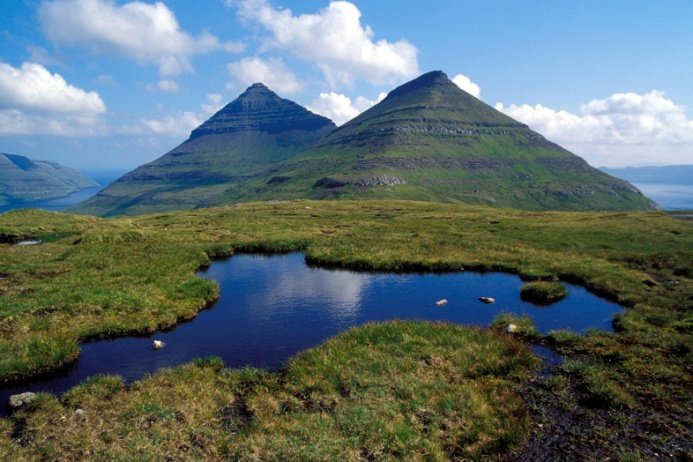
0,153,97,206
73,83,336,216
208,71,656,211
76,71,655,216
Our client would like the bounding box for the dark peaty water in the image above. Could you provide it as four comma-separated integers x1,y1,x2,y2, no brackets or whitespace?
0,253,622,415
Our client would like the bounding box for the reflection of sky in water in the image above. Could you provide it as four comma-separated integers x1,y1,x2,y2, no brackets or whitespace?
1,252,624,417
265,267,370,322
208,254,372,325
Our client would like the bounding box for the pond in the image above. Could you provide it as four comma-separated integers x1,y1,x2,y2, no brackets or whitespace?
0,252,623,416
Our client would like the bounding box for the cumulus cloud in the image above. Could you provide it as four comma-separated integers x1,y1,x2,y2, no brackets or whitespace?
308,91,385,125
0,61,105,135
39,0,243,76
233,0,418,87
125,93,224,137
452,73,481,99
227,57,302,94
145,79,180,93
496,91,693,166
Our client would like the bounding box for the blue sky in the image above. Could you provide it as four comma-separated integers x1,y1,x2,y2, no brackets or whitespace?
1,0,692,172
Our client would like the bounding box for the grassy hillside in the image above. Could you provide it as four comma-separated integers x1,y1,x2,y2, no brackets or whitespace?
73,84,335,217
0,201,690,459
74,72,655,216
219,72,654,212
0,153,97,206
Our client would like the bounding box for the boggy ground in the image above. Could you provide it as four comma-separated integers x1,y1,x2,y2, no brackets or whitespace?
0,200,691,460
0,322,538,461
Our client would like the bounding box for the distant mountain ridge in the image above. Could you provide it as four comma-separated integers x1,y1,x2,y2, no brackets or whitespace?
601,165,693,185
74,71,656,216
0,153,98,206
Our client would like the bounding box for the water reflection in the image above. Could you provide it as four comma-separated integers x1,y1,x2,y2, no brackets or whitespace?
0,253,624,416
228,255,372,323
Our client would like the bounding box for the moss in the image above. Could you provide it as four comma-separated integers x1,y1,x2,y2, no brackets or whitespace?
2,322,538,461
492,313,541,341
520,281,568,305
0,200,690,458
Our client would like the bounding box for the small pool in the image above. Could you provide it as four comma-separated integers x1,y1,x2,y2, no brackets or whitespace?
0,253,623,415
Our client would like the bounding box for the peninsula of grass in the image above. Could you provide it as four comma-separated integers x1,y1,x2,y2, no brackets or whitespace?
520,281,568,305
0,322,538,461
0,200,691,459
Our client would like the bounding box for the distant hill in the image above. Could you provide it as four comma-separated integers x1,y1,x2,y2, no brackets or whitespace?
0,153,98,206
74,83,335,216
601,165,693,185
75,71,656,216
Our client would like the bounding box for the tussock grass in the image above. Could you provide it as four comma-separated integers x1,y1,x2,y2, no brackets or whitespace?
0,200,691,458
520,281,568,304
1,322,537,461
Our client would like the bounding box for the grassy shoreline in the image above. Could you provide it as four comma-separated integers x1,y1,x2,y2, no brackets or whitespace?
1,321,539,461
0,200,690,459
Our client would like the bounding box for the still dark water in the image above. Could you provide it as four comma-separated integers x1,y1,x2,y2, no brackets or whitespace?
0,253,623,416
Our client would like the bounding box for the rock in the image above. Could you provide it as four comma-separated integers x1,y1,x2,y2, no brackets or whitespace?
479,296,495,304
152,339,165,350
75,408,86,419
9,392,37,409
435,299,448,306
506,323,518,333
15,240,42,247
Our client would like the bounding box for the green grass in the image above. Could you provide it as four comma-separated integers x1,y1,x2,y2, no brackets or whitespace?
1,321,538,461
74,72,655,216
0,200,691,458
520,281,568,305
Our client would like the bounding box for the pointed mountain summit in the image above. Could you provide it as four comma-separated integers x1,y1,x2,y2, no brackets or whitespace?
76,71,655,216
74,84,335,216
208,71,655,211
190,83,335,139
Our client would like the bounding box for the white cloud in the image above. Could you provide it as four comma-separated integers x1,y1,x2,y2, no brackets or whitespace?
0,61,105,135
227,57,302,94
39,0,243,76
145,79,180,93
496,91,693,166
202,93,223,115
156,79,179,93
126,93,224,137
452,73,481,98
234,0,418,87
308,91,385,125
139,111,202,136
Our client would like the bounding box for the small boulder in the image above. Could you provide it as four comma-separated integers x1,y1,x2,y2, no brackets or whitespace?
152,339,165,350
9,392,37,409
435,299,448,306
75,408,86,419
479,296,495,304
506,323,518,333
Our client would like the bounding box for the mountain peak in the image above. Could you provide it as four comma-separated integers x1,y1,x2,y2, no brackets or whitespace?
245,82,271,92
189,84,335,140
324,70,521,146
386,70,451,99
